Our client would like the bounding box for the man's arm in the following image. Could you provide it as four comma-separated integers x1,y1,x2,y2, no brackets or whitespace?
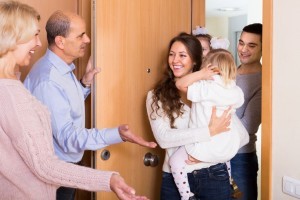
32,81,156,153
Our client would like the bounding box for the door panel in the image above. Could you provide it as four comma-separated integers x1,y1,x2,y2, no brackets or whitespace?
92,1,191,199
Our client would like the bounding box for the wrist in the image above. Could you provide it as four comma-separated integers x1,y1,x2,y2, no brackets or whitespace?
80,79,91,88
208,126,216,136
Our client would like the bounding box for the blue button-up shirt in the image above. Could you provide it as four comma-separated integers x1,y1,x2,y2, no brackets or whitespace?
24,49,122,163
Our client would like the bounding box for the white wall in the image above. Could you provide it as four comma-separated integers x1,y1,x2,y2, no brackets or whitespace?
272,0,300,199
248,0,262,23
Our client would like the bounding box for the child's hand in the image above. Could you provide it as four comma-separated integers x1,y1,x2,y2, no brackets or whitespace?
200,64,219,80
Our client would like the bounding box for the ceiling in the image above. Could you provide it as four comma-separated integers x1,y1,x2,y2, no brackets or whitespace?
206,0,249,17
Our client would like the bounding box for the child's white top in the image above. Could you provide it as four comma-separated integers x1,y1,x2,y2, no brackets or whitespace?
186,75,249,163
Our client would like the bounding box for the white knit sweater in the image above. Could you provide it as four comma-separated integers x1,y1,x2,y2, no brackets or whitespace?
146,91,214,173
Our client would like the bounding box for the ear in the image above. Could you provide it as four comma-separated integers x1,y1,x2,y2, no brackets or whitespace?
55,36,65,49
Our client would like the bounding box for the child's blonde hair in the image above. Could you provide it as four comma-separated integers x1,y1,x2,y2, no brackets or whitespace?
202,49,237,85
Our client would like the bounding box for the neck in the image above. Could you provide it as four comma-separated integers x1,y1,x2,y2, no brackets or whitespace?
238,62,262,75
0,74,18,80
0,66,19,80
50,46,74,65
179,91,191,107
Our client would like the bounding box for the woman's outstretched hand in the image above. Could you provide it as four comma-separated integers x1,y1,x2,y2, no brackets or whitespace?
110,174,150,200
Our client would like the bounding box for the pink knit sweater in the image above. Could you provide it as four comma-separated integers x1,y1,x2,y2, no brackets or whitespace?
0,79,116,200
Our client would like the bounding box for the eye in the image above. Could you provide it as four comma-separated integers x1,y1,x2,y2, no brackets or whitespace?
77,33,86,39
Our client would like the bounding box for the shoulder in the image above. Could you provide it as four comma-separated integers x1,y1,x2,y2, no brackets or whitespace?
146,90,155,108
147,90,154,99
0,80,35,108
236,72,262,89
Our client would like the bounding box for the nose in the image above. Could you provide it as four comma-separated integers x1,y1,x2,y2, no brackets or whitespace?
36,36,42,47
172,54,180,63
84,34,90,44
241,45,249,52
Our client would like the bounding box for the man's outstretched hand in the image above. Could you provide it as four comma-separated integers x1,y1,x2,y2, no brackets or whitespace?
118,125,157,148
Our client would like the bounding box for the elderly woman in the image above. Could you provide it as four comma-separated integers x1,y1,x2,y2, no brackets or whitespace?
0,1,153,200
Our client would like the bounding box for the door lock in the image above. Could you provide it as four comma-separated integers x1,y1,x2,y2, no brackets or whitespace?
143,152,159,167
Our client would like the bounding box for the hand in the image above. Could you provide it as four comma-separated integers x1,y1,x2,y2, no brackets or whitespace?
81,56,100,86
200,64,219,80
110,174,150,200
185,155,201,165
118,124,157,148
208,106,231,136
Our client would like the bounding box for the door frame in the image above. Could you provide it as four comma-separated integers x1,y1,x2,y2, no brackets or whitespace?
261,0,272,199
88,0,273,199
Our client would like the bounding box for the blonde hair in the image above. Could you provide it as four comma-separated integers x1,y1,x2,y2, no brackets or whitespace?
203,49,237,85
0,1,40,78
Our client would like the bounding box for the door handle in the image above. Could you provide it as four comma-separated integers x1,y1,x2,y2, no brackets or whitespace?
143,152,159,167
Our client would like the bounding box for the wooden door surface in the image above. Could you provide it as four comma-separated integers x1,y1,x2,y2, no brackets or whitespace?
92,0,192,199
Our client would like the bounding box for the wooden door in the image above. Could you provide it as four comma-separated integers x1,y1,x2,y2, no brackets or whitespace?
92,0,200,199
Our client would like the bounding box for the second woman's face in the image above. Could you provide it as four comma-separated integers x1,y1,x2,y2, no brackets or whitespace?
13,26,42,67
168,41,194,79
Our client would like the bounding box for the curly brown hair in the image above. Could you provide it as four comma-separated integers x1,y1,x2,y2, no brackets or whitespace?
150,32,202,128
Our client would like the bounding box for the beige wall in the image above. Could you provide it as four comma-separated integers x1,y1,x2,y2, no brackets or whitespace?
206,17,228,38
272,0,300,199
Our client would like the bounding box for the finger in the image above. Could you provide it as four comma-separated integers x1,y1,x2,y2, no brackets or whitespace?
224,106,232,116
122,185,136,196
185,160,197,165
148,142,157,148
90,68,100,76
132,196,149,200
95,67,101,73
86,57,92,71
119,124,129,132
210,106,217,119
208,64,216,70
205,63,212,68
132,136,157,148
116,185,136,200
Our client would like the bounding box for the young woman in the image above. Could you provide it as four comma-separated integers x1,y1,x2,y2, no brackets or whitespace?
146,32,233,200
171,49,249,200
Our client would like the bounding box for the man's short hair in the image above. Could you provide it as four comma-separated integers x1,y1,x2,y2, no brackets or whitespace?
243,23,262,39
